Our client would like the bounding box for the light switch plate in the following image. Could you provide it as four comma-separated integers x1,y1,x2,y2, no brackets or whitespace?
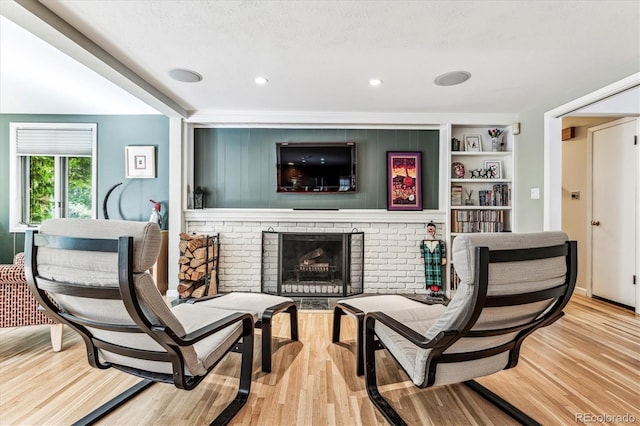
531,187,540,199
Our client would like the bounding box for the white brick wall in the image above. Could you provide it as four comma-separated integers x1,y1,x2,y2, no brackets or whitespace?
186,218,445,295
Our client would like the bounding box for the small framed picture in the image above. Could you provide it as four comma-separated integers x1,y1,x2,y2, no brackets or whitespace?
125,146,156,178
464,135,482,152
386,151,422,211
484,160,502,179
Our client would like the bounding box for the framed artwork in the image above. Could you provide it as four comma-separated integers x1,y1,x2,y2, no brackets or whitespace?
464,135,482,152
125,146,156,178
387,151,422,211
484,160,502,179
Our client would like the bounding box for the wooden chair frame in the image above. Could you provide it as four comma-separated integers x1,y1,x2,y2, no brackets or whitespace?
364,241,577,426
25,230,254,426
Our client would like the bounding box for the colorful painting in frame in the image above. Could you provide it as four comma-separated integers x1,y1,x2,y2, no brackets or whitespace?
387,151,422,211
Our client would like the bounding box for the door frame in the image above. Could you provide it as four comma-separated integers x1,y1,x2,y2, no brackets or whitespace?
586,117,638,302
544,74,640,313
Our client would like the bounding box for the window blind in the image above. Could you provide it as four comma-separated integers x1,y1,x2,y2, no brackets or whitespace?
16,127,94,156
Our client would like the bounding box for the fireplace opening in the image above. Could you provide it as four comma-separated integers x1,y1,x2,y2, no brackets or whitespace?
262,231,364,297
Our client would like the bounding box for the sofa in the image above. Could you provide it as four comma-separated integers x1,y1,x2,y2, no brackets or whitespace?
0,253,63,351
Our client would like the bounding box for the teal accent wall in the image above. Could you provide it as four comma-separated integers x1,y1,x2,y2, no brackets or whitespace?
194,128,439,210
0,114,169,262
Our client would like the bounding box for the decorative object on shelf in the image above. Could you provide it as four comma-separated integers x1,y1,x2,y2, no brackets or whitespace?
488,128,504,152
149,199,162,227
451,137,461,151
464,135,482,152
452,162,465,178
469,167,500,179
125,145,156,178
483,160,502,179
420,222,446,299
465,189,474,205
194,186,205,209
386,151,422,211
451,185,463,206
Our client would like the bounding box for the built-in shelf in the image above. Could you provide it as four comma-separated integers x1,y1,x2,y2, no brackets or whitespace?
451,206,511,210
451,179,512,183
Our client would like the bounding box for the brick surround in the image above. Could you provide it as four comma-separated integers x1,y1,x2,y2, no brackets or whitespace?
184,209,446,295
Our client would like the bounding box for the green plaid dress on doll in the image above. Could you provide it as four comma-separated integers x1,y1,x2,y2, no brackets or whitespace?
420,238,446,296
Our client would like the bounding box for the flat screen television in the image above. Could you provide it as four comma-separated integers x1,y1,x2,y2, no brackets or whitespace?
276,142,356,193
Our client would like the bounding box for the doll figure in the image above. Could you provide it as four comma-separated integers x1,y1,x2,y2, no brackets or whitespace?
420,222,447,297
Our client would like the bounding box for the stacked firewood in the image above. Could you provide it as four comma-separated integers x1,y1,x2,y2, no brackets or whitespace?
177,233,218,298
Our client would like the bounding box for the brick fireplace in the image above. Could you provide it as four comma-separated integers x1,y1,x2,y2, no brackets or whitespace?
182,209,445,297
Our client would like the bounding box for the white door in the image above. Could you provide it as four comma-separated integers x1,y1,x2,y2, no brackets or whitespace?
591,118,637,308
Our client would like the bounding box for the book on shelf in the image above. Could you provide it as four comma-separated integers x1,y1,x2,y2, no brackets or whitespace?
478,184,510,206
451,209,506,233
451,185,463,206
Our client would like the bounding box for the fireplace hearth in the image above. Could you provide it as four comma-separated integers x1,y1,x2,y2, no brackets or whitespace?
262,231,364,297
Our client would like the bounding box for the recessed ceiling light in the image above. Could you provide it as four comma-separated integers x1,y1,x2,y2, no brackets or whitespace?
369,79,383,86
434,71,471,86
255,76,268,85
168,68,203,83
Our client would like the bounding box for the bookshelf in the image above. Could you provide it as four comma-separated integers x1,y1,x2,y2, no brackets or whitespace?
447,124,516,295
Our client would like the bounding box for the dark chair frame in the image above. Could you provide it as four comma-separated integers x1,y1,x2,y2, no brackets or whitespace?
25,230,254,426
364,241,577,426
186,294,299,373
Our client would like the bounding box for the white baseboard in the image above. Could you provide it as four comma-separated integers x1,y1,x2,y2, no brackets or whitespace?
573,286,587,297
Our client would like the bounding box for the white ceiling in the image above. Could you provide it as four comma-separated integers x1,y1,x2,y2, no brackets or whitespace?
1,0,639,117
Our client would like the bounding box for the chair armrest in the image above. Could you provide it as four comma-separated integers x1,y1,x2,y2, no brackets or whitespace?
152,312,254,346
365,311,457,350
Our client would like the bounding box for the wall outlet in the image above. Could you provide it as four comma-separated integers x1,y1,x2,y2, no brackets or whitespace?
531,187,540,199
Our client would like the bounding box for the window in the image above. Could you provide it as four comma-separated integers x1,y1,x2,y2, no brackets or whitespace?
9,123,97,231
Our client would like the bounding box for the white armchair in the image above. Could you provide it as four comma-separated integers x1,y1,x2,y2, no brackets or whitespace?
357,232,577,425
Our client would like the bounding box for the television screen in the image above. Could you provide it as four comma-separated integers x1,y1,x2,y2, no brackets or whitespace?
276,142,356,193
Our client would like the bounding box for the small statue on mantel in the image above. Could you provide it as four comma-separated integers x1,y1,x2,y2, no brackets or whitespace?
420,222,447,298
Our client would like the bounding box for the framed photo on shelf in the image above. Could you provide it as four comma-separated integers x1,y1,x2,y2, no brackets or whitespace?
387,151,422,211
464,135,482,152
484,160,502,179
125,145,156,179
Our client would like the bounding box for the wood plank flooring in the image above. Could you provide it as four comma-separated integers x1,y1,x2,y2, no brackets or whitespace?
0,294,638,425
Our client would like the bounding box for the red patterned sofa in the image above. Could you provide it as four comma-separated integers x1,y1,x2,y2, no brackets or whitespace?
0,253,63,351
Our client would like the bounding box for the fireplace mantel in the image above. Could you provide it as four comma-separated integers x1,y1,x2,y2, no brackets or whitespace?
184,208,446,224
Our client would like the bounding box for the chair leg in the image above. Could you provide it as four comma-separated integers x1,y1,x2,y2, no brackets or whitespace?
463,380,541,426
364,316,408,426
332,306,344,343
50,323,64,352
211,318,254,426
355,313,364,376
71,379,155,426
287,304,299,341
261,314,273,373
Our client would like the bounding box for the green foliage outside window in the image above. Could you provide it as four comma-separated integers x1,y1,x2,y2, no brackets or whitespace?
28,156,54,224
27,156,92,224
68,157,92,218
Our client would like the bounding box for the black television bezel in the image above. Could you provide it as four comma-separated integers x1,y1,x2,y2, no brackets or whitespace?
276,142,356,193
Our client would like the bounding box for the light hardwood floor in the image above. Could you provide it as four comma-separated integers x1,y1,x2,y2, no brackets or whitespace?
0,294,638,425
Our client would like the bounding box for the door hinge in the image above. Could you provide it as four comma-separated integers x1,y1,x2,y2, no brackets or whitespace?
634,275,637,285
635,135,638,146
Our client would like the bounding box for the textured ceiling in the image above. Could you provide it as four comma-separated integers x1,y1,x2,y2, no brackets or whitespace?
1,0,639,117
